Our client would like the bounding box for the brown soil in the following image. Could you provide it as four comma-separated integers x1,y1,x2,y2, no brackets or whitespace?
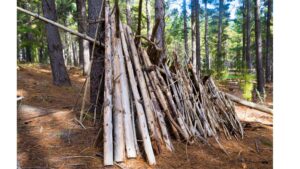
17,64,273,169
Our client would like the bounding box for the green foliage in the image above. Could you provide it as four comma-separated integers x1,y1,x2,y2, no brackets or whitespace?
240,73,255,100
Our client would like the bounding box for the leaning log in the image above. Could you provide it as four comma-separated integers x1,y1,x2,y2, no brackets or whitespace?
126,26,159,143
17,7,100,45
224,93,273,115
117,38,137,158
103,4,114,166
113,39,125,162
120,23,156,165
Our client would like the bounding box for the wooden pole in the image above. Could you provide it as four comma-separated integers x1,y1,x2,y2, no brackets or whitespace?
17,7,100,45
117,38,137,158
113,39,125,162
126,26,159,143
103,3,114,166
120,24,156,165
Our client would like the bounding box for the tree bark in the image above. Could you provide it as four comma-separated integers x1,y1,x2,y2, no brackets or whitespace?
246,0,252,71
88,0,105,112
217,0,223,71
265,0,272,83
155,0,165,65
183,0,189,61
25,33,33,62
191,0,196,72
72,41,79,66
242,0,246,70
76,0,90,75
254,0,265,96
42,0,71,86
195,0,201,77
146,0,151,38
135,0,143,45
126,0,132,26
204,0,210,71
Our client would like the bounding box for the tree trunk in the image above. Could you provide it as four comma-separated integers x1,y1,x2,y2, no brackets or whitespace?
76,0,90,75
183,0,189,61
254,0,265,96
25,33,33,62
17,35,21,61
265,0,272,83
135,0,143,45
204,0,210,71
88,0,105,112
155,0,165,65
126,0,132,27
146,0,151,38
242,0,246,70
42,0,71,86
39,45,44,63
246,0,252,71
195,0,201,77
22,48,26,62
191,0,196,72
217,0,223,71
72,41,79,66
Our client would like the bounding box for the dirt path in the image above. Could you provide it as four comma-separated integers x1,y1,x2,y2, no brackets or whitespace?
17,65,272,169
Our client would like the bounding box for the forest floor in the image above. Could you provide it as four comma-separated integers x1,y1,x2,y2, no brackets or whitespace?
17,64,273,169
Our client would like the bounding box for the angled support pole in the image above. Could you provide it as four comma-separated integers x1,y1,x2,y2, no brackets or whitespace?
17,6,101,46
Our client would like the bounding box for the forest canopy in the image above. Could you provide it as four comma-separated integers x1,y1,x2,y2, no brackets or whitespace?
17,0,273,100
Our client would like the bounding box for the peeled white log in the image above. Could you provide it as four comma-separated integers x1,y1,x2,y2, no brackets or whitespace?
119,24,156,165
117,39,137,158
103,5,114,166
113,39,125,162
125,27,158,142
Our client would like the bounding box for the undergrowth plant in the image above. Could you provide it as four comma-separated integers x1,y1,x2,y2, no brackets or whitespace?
240,73,255,101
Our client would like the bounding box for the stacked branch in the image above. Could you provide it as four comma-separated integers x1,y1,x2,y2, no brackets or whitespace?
98,8,244,166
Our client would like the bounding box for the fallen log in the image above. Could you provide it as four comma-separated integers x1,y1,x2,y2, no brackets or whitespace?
224,93,273,115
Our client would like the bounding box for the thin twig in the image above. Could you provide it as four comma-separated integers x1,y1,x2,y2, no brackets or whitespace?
61,156,98,160
74,117,86,129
